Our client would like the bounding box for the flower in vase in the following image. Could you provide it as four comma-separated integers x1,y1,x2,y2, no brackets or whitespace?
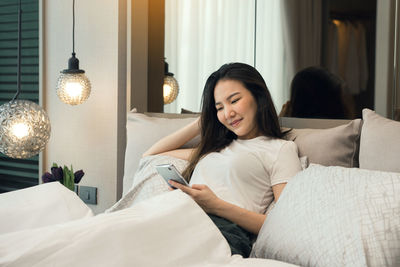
41,163,85,191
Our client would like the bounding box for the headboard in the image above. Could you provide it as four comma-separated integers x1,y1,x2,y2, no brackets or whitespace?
122,112,361,196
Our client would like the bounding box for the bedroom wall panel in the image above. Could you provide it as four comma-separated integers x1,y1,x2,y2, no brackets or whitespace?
43,0,127,213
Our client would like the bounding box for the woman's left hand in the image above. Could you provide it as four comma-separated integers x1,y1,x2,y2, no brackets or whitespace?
168,180,222,214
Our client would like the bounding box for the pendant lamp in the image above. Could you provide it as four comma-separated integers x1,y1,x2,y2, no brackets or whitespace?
163,59,179,104
0,0,51,159
56,0,91,105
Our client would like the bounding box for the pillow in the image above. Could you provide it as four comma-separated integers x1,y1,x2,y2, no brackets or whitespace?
284,119,362,167
251,164,400,266
123,111,199,195
359,108,400,172
0,182,93,234
108,155,188,212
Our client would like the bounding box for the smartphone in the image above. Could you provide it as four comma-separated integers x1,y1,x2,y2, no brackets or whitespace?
155,163,189,189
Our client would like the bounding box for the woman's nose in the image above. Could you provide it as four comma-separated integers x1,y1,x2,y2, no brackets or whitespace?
224,107,235,119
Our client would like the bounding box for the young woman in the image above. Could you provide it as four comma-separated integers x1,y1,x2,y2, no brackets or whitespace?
144,63,302,257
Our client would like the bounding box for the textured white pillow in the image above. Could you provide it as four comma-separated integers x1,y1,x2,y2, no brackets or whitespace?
359,108,400,172
252,164,400,267
0,182,93,234
123,112,199,195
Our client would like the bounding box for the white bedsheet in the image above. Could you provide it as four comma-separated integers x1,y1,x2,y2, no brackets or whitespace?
0,190,222,266
0,190,296,267
0,182,93,235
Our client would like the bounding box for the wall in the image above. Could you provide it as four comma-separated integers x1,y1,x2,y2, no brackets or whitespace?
42,0,126,213
375,0,395,118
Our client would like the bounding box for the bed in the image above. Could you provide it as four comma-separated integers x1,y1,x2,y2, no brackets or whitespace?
0,108,399,267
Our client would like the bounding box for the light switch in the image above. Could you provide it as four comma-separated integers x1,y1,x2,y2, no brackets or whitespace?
78,186,97,205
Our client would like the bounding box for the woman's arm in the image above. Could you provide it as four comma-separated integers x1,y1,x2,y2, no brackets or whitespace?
169,181,287,235
142,117,201,160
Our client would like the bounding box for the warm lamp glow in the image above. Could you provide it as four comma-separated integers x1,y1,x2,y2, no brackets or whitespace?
332,19,341,26
163,84,172,98
11,122,29,139
56,73,91,105
0,100,51,159
65,82,83,98
163,76,179,104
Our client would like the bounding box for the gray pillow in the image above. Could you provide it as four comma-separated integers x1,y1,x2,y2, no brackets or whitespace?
359,108,400,172
284,119,362,167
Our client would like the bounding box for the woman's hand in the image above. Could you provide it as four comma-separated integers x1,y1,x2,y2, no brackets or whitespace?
169,180,266,234
168,180,222,214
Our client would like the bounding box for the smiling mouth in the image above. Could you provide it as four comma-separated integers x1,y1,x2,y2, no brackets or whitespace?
230,119,242,127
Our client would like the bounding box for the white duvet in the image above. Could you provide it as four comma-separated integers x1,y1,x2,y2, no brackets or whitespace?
0,189,295,267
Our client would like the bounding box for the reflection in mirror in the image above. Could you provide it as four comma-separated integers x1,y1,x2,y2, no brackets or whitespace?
164,0,377,119
164,0,255,113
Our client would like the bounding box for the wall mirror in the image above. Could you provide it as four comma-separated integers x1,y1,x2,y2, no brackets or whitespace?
163,0,398,120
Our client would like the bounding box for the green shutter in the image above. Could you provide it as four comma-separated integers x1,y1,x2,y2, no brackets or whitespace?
0,0,39,193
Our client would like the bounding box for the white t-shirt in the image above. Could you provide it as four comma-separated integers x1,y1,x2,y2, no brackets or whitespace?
189,136,302,214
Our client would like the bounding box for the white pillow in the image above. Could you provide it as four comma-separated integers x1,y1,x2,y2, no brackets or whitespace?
359,108,400,172
122,112,199,195
252,164,400,267
0,182,93,234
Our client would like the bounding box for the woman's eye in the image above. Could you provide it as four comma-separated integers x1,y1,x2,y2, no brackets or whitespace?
216,106,223,111
232,98,240,104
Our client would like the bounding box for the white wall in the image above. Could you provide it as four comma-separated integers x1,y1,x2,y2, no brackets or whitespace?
42,0,126,213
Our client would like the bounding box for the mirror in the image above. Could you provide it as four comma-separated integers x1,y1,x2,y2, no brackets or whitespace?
163,0,396,119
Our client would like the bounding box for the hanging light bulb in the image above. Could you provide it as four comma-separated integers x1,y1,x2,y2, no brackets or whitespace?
163,59,179,104
0,100,51,159
0,0,51,159
56,0,91,105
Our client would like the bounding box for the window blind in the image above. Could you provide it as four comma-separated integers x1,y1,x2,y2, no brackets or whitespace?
0,0,39,193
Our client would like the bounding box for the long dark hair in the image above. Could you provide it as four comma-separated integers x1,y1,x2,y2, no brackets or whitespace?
183,63,283,181
290,66,352,119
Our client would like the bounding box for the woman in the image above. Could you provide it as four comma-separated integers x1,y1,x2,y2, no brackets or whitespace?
144,63,302,257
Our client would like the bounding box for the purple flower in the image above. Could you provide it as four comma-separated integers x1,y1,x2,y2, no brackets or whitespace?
51,166,63,181
74,170,85,184
41,172,56,183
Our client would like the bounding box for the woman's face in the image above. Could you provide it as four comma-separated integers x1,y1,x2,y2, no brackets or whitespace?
214,79,260,139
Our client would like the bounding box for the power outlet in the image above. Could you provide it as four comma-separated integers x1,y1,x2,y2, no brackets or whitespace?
78,186,97,205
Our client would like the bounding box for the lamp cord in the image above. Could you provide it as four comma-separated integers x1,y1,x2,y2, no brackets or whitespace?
72,0,75,55
12,0,22,101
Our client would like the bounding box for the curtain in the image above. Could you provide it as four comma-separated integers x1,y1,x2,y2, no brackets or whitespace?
164,0,322,113
280,0,323,91
256,0,286,112
328,20,368,95
164,0,255,113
